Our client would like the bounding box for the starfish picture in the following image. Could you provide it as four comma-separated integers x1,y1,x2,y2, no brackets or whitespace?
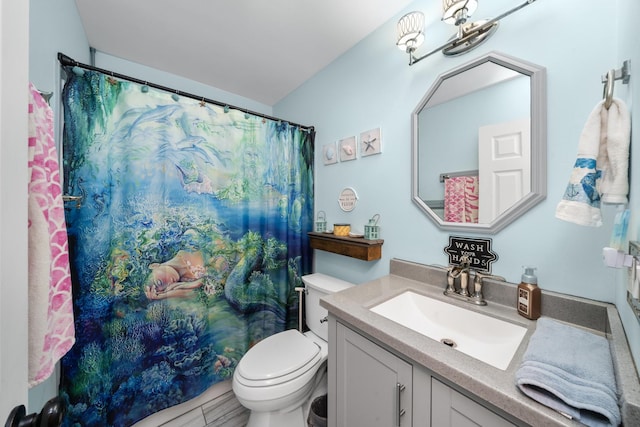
362,135,377,151
360,127,381,156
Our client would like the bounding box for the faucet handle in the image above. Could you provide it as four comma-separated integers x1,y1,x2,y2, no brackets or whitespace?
474,271,506,284
470,271,506,305
459,268,470,297
445,265,461,295
469,271,504,305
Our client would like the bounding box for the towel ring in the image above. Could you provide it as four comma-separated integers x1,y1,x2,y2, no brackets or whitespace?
604,69,615,109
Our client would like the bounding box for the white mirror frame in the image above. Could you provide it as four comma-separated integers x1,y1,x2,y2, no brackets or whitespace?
411,51,547,234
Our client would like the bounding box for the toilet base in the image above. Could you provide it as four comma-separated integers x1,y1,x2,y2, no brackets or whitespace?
242,369,327,427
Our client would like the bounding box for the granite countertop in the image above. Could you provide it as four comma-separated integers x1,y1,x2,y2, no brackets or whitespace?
320,258,640,427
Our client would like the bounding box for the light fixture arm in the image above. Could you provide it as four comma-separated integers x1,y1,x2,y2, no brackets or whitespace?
407,0,538,66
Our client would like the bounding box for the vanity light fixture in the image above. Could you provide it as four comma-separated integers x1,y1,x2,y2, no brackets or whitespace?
397,0,538,66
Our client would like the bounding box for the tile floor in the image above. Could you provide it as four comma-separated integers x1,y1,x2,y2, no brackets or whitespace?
131,380,249,427
158,388,249,427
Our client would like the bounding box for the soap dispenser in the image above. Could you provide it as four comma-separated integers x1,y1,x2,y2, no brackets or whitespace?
517,267,541,320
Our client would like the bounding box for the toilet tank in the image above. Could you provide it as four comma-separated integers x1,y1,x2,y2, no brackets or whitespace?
302,273,354,341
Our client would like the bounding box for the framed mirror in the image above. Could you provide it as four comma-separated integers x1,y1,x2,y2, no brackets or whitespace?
411,52,546,234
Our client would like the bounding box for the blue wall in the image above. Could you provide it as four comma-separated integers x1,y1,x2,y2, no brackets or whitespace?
274,0,618,295
274,0,639,360
29,0,90,95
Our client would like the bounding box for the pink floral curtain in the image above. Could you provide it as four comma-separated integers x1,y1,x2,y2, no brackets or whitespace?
444,176,479,223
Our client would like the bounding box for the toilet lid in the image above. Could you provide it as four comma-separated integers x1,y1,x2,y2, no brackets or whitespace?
236,329,320,383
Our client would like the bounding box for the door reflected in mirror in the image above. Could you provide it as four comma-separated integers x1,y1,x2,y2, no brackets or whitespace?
411,52,547,234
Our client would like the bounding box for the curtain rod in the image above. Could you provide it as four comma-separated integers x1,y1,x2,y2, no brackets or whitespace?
57,52,315,132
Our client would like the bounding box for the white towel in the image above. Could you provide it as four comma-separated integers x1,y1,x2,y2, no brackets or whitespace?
555,98,630,227
600,99,631,204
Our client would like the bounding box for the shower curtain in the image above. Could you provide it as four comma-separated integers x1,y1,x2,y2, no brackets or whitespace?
59,69,314,426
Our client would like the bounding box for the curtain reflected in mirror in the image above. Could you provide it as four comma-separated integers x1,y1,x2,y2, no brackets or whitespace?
443,174,479,223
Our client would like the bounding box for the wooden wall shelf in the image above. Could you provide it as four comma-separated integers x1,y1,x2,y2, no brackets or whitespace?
308,232,384,261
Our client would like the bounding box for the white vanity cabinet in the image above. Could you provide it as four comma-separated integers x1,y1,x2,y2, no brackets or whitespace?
335,321,414,426
330,320,518,427
431,378,517,427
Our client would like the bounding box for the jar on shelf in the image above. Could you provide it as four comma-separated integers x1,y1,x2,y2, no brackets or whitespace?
333,224,351,236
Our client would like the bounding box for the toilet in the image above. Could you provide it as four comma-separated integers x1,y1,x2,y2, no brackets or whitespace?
232,273,354,427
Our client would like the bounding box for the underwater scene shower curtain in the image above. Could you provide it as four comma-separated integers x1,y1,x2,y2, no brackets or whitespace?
59,69,314,426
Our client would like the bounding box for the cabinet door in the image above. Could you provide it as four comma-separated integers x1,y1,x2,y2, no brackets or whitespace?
336,323,412,427
431,378,516,427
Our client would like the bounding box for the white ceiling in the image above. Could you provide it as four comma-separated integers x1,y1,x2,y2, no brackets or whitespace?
75,0,414,106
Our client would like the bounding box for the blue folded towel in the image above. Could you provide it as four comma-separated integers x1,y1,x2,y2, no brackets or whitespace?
515,317,621,426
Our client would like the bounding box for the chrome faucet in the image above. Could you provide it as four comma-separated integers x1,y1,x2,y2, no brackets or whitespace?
444,256,504,306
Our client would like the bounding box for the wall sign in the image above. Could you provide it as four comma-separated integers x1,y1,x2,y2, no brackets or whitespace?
338,187,358,212
444,236,497,273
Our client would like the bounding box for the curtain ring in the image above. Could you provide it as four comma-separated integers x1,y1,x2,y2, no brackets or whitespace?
604,69,615,109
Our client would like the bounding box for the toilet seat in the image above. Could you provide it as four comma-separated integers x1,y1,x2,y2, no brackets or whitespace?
235,329,322,387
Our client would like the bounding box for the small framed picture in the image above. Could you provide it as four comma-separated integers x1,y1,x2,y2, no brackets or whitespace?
360,127,382,157
339,136,357,162
322,141,338,165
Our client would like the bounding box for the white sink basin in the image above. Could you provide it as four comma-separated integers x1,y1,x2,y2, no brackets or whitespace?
370,291,527,370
